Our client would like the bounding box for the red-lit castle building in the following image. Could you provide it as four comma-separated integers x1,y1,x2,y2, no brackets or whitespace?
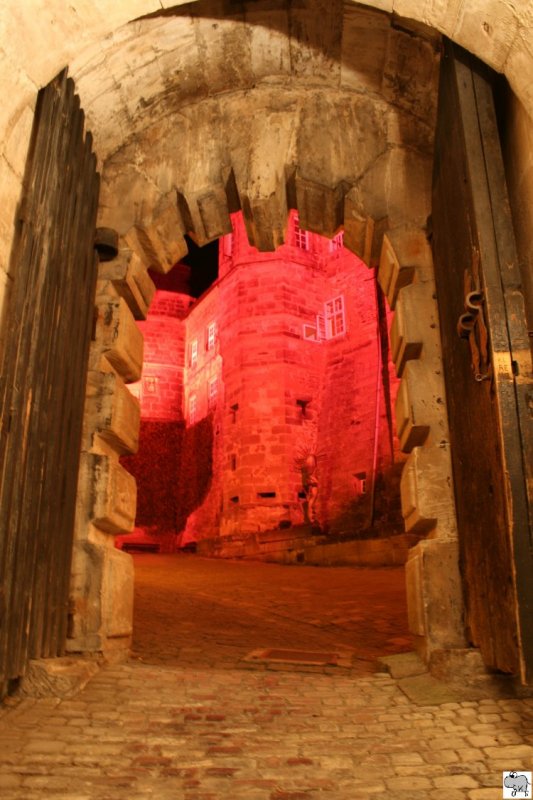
122,211,403,554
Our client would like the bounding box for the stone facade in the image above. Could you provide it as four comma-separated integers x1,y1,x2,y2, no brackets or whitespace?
125,211,403,547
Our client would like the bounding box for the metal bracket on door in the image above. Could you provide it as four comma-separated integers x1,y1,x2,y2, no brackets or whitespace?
456,252,492,383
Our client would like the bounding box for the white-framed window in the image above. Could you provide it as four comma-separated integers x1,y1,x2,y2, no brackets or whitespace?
189,393,197,424
293,214,310,251
206,321,217,351
207,376,218,410
190,338,198,367
303,296,346,342
329,231,344,252
316,313,326,341
324,295,346,339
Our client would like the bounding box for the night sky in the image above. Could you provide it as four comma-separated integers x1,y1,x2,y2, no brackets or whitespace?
149,235,219,299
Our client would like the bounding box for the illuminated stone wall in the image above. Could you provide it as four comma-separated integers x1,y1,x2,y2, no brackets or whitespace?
174,212,402,541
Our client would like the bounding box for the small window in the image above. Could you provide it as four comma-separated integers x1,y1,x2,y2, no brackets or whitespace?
324,295,345,339
207,376,218,410
188,394,197,424
190,338,198,367
206,321,217,351
329,231,344,252
316,313,326,341
230,454,237,471
293,214,309,251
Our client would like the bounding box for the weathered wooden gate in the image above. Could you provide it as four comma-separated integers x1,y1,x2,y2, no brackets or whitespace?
0,71,99,697
432,41,533,682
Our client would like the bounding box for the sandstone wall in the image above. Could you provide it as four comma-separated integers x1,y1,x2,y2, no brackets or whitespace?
160,212,402,541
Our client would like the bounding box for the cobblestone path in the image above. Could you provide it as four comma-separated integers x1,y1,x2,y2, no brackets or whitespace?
0,555,531,799
131,554,412,670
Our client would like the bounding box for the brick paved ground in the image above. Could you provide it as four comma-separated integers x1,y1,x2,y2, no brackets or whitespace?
0,555,532,799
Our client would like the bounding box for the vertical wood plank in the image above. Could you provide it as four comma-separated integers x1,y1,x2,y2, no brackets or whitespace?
0,69,100,694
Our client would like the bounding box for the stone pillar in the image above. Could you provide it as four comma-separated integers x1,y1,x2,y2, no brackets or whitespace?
379,226,467,666
67,247,155,660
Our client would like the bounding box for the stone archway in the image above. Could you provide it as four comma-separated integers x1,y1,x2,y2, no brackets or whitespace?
66,6,469,669
1,0,530,685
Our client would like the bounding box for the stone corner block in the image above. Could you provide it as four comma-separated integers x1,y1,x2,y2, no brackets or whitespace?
95,290,144,383
19,657,100,699
390,281,440,376
378,225,433,308
400,443,457,535
395,360,450,452
102,546,134,641
79,452,137,535
98,249,156,320
85,370,141,455
405,538,466,654
343,188,374,264
126,201,188,273
177,185,232,247
295,175,346,239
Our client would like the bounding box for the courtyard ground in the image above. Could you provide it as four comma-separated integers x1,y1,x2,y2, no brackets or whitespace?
130,553,412,670
0,554,531,800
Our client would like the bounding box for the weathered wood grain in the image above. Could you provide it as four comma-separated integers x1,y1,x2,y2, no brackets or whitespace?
0,70,99,696
432,40,533,681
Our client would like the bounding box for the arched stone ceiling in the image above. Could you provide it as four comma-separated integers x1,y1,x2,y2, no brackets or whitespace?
0,0,531,141
88,3,440,254
0,0,531,264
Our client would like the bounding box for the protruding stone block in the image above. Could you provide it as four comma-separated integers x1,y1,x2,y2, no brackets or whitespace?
82,453,137,534
390,281,439,376
178,185,233,245
378,231,416,310
102,547,134,640
295,175,347,239
241,187,287,252
126,203,188,274
400,444,457,536
85,371,141,455
95,288,144,383
99,249,156,320
343,188,374,264
405,539,466,657
395,360,432,451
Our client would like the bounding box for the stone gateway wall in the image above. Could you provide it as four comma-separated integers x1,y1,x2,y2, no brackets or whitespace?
0,0,531,677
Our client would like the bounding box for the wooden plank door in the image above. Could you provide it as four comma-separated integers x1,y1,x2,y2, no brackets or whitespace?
0,71,99,698
432,40,533,682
